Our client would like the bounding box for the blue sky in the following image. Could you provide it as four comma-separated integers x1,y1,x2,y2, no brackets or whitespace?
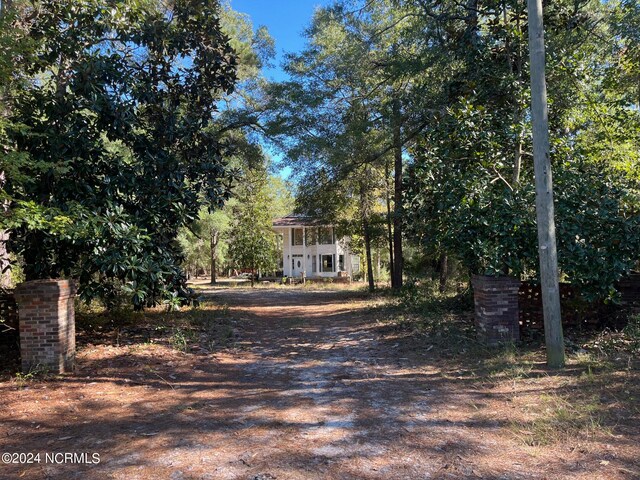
230,0,331,81
230,1,332,178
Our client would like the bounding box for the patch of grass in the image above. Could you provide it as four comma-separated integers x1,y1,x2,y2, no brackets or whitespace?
178,303,238,350
512,392,608,447
154,302,238,352
396,280,473,313
503,351,637,448
572,350,615,379
483,344,538,381
169,327,198,352
75,301,143,333
374,281,638,451
14,364,51,388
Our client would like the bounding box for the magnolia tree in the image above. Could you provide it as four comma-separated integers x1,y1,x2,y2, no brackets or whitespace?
402,0,640,302
2,0,237,308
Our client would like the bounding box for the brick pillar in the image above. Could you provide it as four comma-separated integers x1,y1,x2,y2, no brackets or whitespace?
471,275,521,346
15,279,76,373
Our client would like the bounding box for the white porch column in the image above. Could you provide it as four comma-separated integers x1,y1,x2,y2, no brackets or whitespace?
285,229,290,277
333,229,336,274
302,226,306,280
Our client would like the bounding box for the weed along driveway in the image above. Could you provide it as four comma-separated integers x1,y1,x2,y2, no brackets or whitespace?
1,286,638,479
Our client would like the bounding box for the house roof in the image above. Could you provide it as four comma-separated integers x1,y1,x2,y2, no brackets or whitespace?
273,215,321,227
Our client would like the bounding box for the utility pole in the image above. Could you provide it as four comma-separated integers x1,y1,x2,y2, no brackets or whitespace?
527,0,565,368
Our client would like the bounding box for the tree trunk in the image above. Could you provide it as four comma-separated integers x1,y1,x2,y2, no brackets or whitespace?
512,3,525,185
385,158,395,283
0,0,12,288
210,230,218,284
392,97,404,290
513,134,523,184
466,0,479,46
363,218,375,293
439,253,448,294
527,0,565,368
0,173,9,289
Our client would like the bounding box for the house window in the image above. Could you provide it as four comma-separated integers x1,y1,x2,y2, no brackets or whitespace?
318,227,334,245
320,254,334,273
305,228,317,245
312,255,317,273
292,228,303,246
339,254,345,271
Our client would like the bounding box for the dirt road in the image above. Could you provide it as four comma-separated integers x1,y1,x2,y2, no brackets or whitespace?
1,287,636,479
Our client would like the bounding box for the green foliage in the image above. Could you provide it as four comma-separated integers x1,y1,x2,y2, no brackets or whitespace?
623,315,640,354
169,327,197,352
14,364,51,388
405,101,538,276
2,0,238,308
178,205,232,276
403,0,640,301
177,172,292,279
227,168,279,281
553,159,640,300
406,100,640,300
267,175,295,219
172,3,279,283
264,3,414,287
177,227,209,276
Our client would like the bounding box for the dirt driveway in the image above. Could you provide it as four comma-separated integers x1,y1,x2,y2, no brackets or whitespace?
1,287,637,479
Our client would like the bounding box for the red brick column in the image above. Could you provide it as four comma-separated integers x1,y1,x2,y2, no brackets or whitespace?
471,275,521,346
15,279,76,373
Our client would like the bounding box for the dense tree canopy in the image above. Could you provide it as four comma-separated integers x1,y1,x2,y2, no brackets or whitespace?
265,0,639,300
402,0,640,300
1,0,638,307
1,0,237,307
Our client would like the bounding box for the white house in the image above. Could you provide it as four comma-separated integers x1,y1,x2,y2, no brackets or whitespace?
273,215,360,279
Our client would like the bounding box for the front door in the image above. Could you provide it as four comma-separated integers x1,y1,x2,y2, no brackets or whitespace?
291,255,304,277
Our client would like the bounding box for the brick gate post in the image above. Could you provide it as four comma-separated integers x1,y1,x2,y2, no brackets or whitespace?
471,275,521,346
15,279,76,373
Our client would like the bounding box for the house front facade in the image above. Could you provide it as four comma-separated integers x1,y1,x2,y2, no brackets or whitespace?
273,215,360,279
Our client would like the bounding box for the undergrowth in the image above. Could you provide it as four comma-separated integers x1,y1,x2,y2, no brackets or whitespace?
376,280,476,352
75,300,237,353
375,281,639,448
